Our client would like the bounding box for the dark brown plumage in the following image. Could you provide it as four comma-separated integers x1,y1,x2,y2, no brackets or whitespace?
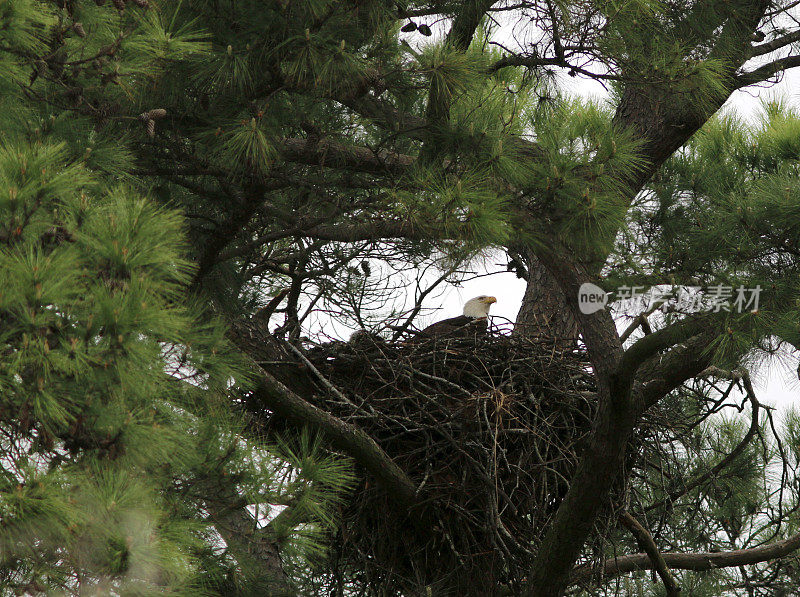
416,314,488,338
416,295,497,339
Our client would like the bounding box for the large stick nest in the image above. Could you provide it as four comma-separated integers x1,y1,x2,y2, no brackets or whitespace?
295,324,619,595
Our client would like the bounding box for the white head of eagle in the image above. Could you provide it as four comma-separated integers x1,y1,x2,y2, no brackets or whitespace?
463,295,497,319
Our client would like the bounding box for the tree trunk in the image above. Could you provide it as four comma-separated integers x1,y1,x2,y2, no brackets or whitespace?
214,507,295,597
211,502,293,594
514,250,580,344
523,390,637,596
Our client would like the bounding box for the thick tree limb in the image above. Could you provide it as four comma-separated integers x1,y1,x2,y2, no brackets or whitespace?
532,247,623,381
522,391,637,597
631,333,714,412
521,252,720,596
522,249,633,597
304,220,427,242
340,94,431,142
708,0,772,65
512,248,578,344
244,354,416,507
735,55,800,88
609,0,771,207
618,511,681,596
447,0,498,51
616,316,709,389
228,317,418,508
571,530,800,585
249,369,418,507
422,0,497,159
749,29,800,57
208,500,292,595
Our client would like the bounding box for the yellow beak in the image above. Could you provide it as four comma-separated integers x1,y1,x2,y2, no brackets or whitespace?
485,296,497,304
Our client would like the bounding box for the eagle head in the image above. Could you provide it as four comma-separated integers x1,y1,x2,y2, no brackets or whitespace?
463,295,497,319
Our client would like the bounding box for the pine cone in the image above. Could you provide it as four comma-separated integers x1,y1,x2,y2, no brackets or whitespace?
112,0,126,10
145,119,155,138
130,0,149,6
418,23,432,36
138,108,167,121
401,21,417,33
73,22,87,38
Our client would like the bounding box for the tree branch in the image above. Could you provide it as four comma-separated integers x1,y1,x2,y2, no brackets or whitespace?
339,94,431,142
491,53,617,80
618,511,681,597
421,0,497,160
207,498,292,594
522,248,634,597
749,29,800,57
227,317,418,508
400,2,530,19
617,315,709,389
303,219,427,242
521,251,723,596
619,310,655,343
631,332,715,411
280,137,415,175
248,368,418,507
532,247,624,381
735,54,800,88
571,530,800,585
644,366,761,512
447,0,497,51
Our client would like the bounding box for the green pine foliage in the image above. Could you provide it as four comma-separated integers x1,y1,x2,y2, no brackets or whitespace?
521,97,647,251
605,388,800,596
601,103,800,592
119,0,646,286
4,0,800,594
616,104,800,365
0,2,355,594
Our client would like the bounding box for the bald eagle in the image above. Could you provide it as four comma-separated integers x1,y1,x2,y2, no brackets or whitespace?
416,295,497,339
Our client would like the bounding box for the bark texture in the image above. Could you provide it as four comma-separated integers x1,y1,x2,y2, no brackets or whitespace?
572,530,800,584
514,250,579,344
209,500,292,594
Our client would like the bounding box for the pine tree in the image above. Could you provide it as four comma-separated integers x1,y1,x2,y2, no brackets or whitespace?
0,2,354,595
6,1,800,596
